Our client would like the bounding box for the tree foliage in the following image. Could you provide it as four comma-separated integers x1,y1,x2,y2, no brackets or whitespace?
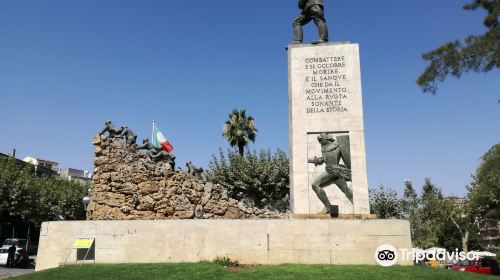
468,143,500,219
409,178,454,248
401,181,421,242
436,219,468,252
372,178,483,251
417,0,499,94
437,197,483,252
222,109,258,156
209,148,289,212
369,185,402,219
0,157,87,225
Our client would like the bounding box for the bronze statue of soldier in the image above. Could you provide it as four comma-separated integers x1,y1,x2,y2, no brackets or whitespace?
98,120,123,138
293,0,329,45
186,161,209,183
119,126,137,146
308,133,352,214
136,138,156,156
137,138,176,169
186,161,197,175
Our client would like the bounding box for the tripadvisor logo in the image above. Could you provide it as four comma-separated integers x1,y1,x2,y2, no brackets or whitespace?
375,244,398,267
375,244,481,267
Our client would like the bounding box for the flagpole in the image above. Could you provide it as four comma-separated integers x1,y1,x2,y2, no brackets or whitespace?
152,120,155,143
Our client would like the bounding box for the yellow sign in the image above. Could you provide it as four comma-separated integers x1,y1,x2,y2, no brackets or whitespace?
72,238,94,249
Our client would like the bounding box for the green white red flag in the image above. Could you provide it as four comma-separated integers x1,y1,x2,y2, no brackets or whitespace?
152,122,173,153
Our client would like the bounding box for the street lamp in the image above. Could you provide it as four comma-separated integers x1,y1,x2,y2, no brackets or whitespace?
82,187,92,219
82,195,91,209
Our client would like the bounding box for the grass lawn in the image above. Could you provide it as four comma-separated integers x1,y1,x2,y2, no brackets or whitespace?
12,262,498,280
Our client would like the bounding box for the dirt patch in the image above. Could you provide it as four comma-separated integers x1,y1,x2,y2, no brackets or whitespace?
227,264,263,273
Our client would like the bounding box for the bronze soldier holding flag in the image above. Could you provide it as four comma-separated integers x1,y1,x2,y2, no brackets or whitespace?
137,138,176,169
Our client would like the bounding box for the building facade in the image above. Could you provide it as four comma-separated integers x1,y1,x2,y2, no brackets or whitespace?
59,168,92,184
22,156,59,172
480,219,500,250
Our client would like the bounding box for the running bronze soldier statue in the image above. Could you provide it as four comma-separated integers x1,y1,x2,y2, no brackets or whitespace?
308,133,352,214
292,0,329,45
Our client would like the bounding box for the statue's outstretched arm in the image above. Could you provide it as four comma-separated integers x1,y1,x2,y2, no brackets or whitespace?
98,126,108,135
308,156,324,166
136,144,146,150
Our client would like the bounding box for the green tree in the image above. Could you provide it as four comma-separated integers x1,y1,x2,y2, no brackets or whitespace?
468,143,500,219
438,197,483,252
222,109,257,156
369,185,402,219
417,0,499,94
0,157,87,225
209,148,289,211
400,181,421,242
0,158,38,222
413,178,446,248
437,220,464,251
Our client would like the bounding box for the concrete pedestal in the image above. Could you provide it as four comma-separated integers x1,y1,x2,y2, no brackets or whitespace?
36,219,412,271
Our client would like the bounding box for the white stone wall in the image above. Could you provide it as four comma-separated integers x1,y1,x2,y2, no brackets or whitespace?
36,219,412,271
288,43,370,215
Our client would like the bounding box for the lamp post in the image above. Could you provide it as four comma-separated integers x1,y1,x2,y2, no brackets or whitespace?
82,188,92,220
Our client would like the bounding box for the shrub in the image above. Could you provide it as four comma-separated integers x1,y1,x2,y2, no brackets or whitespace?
213,256,239,267
209,148,289,212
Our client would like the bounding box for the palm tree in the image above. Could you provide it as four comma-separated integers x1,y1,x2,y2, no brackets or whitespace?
223,109,257,156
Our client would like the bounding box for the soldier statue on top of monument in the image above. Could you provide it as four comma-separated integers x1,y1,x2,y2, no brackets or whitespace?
308,133,352,214
186,161,210,184
293,0,329,45
119,126,137,146
137,138,176,169
98,120,123,138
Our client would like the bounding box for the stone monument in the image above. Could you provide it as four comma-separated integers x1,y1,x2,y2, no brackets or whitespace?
30,127,409,273
288,43,370,216
89,135,285,220
35,5,412,270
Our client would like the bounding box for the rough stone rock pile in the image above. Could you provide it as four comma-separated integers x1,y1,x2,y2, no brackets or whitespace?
88,136,287,220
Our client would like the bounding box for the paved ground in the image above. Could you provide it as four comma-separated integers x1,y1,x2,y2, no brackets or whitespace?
0,267,34,279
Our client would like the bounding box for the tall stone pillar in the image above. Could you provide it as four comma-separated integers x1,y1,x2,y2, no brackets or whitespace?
288,43,370,215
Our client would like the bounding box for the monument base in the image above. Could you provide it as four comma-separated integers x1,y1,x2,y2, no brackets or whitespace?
291,214,377,220
36,219,412,271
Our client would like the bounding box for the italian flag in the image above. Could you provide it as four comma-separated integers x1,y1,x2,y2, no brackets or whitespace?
152,122,173,153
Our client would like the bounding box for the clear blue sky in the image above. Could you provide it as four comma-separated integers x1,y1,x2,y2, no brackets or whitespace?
0,0,498,197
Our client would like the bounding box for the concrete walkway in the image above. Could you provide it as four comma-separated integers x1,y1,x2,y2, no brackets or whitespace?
0,267,34,279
